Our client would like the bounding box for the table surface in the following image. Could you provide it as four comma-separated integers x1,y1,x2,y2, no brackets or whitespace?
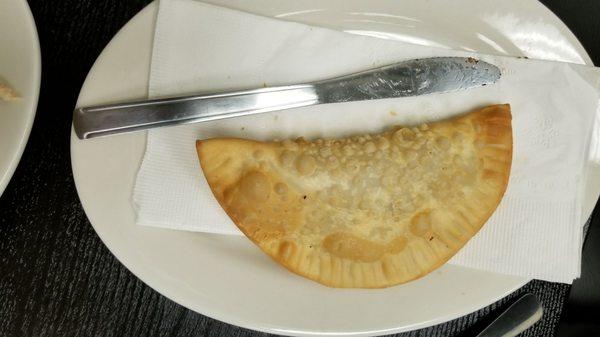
1,1,599,336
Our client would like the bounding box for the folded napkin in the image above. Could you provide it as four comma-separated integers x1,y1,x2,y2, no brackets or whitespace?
133,0,600,283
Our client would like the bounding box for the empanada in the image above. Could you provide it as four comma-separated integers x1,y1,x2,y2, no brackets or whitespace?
196,104,512,288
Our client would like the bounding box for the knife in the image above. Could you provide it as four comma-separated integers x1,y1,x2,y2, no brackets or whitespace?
476,293,543,337
73,57,500,139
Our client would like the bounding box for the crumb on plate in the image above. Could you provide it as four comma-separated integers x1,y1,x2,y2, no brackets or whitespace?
0,83,20,102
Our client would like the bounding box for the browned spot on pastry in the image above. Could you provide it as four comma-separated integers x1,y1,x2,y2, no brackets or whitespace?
239,171,271,202
410,211,433,239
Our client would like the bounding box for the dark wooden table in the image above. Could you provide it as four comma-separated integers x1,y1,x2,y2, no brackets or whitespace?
1,1,599,336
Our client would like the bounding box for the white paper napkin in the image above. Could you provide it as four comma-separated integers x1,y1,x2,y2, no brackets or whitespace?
133,0,600,283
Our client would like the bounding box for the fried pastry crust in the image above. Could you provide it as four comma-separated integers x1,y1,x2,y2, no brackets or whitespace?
197,104,512,288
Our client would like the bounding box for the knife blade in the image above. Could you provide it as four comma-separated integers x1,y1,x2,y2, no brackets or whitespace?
73,57,500,139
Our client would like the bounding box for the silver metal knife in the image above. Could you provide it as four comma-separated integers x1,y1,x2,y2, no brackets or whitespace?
73,57,500,139
476,293,543,337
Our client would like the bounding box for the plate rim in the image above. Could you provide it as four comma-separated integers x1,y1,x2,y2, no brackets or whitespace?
0,0,42,198
536,1,593,65
70,1,592,335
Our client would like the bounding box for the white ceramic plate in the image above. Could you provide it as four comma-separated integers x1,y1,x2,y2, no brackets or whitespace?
0,0,40,198
71,1,595,336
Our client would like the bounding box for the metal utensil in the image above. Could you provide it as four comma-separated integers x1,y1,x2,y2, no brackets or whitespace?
73,57,500,139
476,293,543,337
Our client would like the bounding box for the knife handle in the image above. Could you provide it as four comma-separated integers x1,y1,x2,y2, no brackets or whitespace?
476,294,543,337
73,84,318,139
